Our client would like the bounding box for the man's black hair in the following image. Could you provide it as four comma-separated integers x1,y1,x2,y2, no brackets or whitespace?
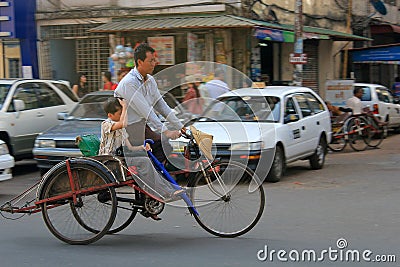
353,87,363,95
103,71,112,81
134,43,155,65
103,97,122,114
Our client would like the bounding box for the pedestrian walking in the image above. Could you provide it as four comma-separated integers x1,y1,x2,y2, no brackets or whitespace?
103,71,114,90
72,72,89,98
205,68,229,100
182,75,204,115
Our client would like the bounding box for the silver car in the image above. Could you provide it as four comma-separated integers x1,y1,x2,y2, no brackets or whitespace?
0,79,78,160
33,90,192,175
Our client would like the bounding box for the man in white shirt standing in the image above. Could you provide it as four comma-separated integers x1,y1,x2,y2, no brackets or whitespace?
205,68,229,100
346,87,364,115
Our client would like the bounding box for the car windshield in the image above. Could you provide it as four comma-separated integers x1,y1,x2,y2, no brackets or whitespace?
67,94,110,120
200,95,280,122
0,84,11,109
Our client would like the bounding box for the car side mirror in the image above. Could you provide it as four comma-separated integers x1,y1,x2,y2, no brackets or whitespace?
284,114,300,123
13,99,25,112
57,112,69,120
393,97,400,104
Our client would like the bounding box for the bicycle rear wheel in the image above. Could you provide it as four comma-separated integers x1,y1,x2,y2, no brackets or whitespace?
107,187,139,234
347,117,369,151
364,117,385,148
328,127,347,152
40,162,117,245
188,161,265,238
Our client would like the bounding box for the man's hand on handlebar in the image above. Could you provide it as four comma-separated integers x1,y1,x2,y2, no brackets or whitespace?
163,129,181,140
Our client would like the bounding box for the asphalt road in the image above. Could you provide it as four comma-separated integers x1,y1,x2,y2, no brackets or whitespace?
0,134,399,267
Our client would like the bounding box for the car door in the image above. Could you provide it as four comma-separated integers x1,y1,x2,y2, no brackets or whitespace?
35,82,69,131
6,83,44,156
280,96,305,160
292,93,319,155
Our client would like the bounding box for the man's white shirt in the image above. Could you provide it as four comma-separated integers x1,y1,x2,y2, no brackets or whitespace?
346,96,362,115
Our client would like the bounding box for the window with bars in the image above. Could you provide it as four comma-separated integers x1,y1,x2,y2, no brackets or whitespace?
39,24,109,91
8,58,20,78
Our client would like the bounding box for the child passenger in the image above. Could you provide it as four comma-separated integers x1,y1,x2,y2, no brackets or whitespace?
99,97,183,219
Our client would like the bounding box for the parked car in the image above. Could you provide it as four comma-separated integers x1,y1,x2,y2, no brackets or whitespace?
171,86,332,182
0,139,15,182
33,90,193,175
355,83,400,131
0,79,78,160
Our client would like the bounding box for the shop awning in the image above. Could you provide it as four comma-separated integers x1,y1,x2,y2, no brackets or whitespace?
89,14,255,32
351,43,400,63
90,14,371,42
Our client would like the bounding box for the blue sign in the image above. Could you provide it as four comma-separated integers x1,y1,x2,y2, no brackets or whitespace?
352,45,400,62
0,0,38,78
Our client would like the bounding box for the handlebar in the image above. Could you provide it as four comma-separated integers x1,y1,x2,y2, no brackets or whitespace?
144,139,155,147
180,128,193,140
143,128,193,148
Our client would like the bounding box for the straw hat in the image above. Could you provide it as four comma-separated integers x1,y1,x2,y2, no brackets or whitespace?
185,74,203,83
190,125,214,160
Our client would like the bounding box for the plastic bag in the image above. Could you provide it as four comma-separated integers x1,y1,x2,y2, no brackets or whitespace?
75,134,100,156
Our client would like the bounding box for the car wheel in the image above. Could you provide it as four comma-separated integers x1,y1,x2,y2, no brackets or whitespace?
266,145,285,183
309,136,327,170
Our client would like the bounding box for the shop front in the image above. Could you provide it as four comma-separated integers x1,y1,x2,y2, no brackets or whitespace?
90,13,371,98
90,14,254,99
351,44,400,88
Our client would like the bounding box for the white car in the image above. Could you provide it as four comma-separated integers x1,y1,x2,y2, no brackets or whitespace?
171,86,332,182
355,83,400,130
0,79,78,160
0,139,14,181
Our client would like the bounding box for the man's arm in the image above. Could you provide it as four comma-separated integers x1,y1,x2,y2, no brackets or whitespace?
118,80,167,132
150,80,183,130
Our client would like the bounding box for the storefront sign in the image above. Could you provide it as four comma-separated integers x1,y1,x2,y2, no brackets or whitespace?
352,45,400,62
289,53,307,64
148,36,175,65
254,27,294,43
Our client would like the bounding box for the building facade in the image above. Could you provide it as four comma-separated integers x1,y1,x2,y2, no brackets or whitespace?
30,0,400,97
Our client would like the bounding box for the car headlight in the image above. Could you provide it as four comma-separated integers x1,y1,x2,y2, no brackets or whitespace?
35,139,56,148
229,141,263,151
170,140,188,153
0,143,9,156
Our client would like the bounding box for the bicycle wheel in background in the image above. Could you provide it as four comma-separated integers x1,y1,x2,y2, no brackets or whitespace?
40,162,117,245
107,187,139,234
364,117,385,148
188,161,265,238
328,126,347,152
347,117,369,151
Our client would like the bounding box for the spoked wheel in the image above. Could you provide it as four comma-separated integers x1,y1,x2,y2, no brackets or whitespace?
328,127,347,152
40,162,117,245
188,161,265,238
107,187,139,234
364,118,385,148
347,117,369,151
